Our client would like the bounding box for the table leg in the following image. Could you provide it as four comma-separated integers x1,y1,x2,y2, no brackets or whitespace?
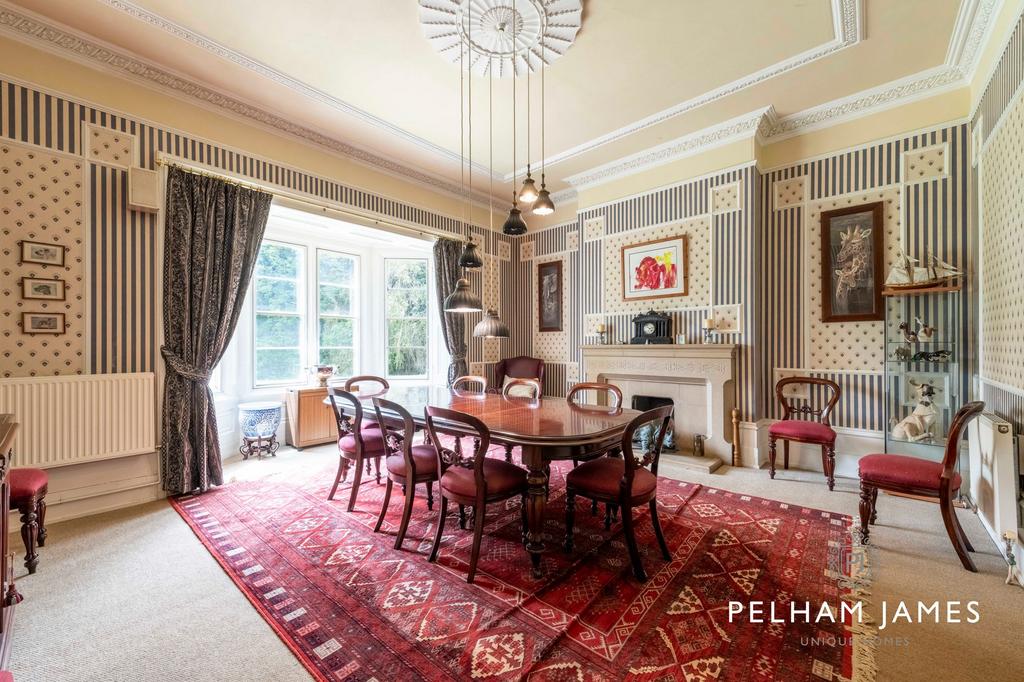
520,445,547,578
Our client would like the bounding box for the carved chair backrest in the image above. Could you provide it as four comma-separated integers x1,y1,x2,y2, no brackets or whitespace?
424,407,491,504
566,382,623,409
372,398,417,478
452,375,488,392
344,375,390,398
496,356,545,385
502,377,541,400
327,386,365,454
941,401,985,484
619,404,674,489
775,376,841,426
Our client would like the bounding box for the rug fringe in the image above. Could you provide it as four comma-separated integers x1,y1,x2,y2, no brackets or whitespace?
842,528,878,682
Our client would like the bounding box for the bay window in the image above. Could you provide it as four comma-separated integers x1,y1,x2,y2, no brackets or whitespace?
253,241,305,385
385,258,429,377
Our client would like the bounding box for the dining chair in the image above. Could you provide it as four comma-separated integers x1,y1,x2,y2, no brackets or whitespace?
566,382,624,515
500,377,542,462
345,374,390,396
495,356,545,390
768,376,841,490
858,401,984,571
564,404,674,582
425,406,529,583
452,375,488,392
327,386,387,511
371,398,437,550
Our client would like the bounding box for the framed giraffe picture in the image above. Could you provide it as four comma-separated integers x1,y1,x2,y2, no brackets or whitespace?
820,202,884,323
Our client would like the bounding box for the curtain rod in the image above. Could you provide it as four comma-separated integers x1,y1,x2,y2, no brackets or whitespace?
155,156,469,244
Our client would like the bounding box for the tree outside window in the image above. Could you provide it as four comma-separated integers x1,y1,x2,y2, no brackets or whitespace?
253,241,304,385
318,250,357,377
385,259,428,377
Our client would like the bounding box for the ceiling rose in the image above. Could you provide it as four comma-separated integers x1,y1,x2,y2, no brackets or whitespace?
418,0,583,76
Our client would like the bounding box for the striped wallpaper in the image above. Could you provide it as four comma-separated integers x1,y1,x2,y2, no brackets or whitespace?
0,78,507,377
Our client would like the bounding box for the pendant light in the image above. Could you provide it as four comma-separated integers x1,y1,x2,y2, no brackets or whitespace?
532,32,555,216
517,65,538,204
458,240,483,268
473,309,511,338
503,16,528,236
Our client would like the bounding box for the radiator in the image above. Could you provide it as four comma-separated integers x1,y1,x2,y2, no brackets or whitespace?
0,373,157,468
967,412,1018,549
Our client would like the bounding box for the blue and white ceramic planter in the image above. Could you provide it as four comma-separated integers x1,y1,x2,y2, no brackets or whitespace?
238,401,282,438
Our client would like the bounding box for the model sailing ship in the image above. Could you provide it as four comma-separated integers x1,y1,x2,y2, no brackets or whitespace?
884,250,961,290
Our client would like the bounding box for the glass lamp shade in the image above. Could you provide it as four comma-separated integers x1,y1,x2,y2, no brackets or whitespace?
518,175,539,204
502,205,528,235
443,277,483,313
458,240,483,269
532,187,555,215
472,309,510,338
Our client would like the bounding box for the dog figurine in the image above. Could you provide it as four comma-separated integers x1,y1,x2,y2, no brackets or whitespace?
891,379,939,442
898,321,918,343
915,317,937,341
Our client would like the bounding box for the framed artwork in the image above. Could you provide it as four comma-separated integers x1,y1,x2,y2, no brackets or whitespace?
537,260,563,332
19,240,66,267
21,277,66,301
820,202,884,322
621,235,688,301
22,312,66,335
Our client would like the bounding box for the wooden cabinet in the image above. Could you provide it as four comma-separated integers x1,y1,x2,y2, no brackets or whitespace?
285,387,339,449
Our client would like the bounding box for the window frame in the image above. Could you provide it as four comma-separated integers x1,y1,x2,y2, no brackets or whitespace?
316,247,360,380
252,239,307,388
384,257,431,380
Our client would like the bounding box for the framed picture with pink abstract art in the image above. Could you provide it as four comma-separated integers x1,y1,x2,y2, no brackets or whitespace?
620,235,688,301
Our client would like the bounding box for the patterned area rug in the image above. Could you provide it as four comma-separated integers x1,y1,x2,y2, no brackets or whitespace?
171,450,873,681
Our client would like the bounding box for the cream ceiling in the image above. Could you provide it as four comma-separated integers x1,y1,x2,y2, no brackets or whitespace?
5,0,966,204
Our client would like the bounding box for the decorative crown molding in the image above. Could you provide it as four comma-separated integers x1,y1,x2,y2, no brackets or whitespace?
0,1,498,206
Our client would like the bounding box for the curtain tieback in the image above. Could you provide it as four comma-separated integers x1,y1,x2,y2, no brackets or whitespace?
161,347,212,382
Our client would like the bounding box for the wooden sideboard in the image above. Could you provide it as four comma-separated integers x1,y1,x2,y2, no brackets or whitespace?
285,386,339,449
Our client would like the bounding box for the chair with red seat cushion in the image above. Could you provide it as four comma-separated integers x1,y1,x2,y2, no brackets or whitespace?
495,357,545,462
564,404,674,582
9,467,48,574
371,398,438,550
768,376,841,490
327,381,389,512
858,401,984,572
425,406,528,583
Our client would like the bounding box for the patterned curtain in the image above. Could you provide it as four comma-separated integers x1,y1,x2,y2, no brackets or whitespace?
433,238,468,385
161,167,272,495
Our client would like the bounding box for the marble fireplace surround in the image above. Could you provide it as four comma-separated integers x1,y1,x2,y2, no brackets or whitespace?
580,344,737,467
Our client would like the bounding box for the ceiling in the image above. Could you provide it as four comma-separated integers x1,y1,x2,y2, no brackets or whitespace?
4,0,969,206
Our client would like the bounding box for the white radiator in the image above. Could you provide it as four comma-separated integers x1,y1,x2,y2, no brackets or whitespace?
967,412,1018,550
0,373,157,468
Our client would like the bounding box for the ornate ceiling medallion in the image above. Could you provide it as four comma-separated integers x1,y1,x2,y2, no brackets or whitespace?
418,0,582,76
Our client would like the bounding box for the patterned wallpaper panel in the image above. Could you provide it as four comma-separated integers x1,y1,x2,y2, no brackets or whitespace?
533,255,569,362
0,140,86,377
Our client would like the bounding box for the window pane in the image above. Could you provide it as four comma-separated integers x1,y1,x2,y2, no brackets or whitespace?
319,284,352,316
320,317,354,347
388,348,427,376
388,319,427,347
386,260,428,289
320,348,354,376
255,278,298,312
256,243,300,278
319,252,355,286
255,314,300,347
385,288,427,318
255,349,301,382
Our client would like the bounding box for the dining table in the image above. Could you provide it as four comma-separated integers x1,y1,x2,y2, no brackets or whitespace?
325,384,640,576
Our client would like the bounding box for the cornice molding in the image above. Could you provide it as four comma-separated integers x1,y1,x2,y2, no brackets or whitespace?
0,1,499,207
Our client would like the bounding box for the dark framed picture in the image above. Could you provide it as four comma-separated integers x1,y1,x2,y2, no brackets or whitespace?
621,235,688,301
21,277,66,301
820,202,884,322
537,260,563,332
22,312,66,335
19,240,66,267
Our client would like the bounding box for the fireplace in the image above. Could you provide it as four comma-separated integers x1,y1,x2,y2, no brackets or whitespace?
631,395,675,450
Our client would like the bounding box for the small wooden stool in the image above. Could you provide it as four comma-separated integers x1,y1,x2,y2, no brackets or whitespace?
9,468,48,574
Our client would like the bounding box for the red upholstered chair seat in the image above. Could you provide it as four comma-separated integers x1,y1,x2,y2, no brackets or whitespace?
386,444,438,480
768,419,836,443
440,459,527,501
858,453,962,492
9,468,48,503
339,423,386,454
565,457,658,505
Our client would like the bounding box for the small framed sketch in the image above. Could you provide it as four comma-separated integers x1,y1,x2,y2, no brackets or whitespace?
21,277,66,301
820,202,884,322
19,240,66,267
22,312,66,335
537,260,563,332
621,235,689,301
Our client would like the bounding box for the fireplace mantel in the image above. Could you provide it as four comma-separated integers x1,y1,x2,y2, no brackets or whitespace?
581,344,737,467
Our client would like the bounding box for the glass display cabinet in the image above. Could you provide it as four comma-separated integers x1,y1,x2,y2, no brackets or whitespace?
883,287,963,462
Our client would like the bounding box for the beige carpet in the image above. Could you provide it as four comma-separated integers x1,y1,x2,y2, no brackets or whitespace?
8,446,1023,681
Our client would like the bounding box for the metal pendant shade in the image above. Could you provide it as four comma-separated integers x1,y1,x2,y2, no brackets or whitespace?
458,240,483,269
502,205,528,235
443,277,483,313
472,309,510,338
518,174,538,203
532,185,554,215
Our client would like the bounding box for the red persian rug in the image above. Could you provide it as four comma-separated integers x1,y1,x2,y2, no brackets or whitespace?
172,451,873,681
